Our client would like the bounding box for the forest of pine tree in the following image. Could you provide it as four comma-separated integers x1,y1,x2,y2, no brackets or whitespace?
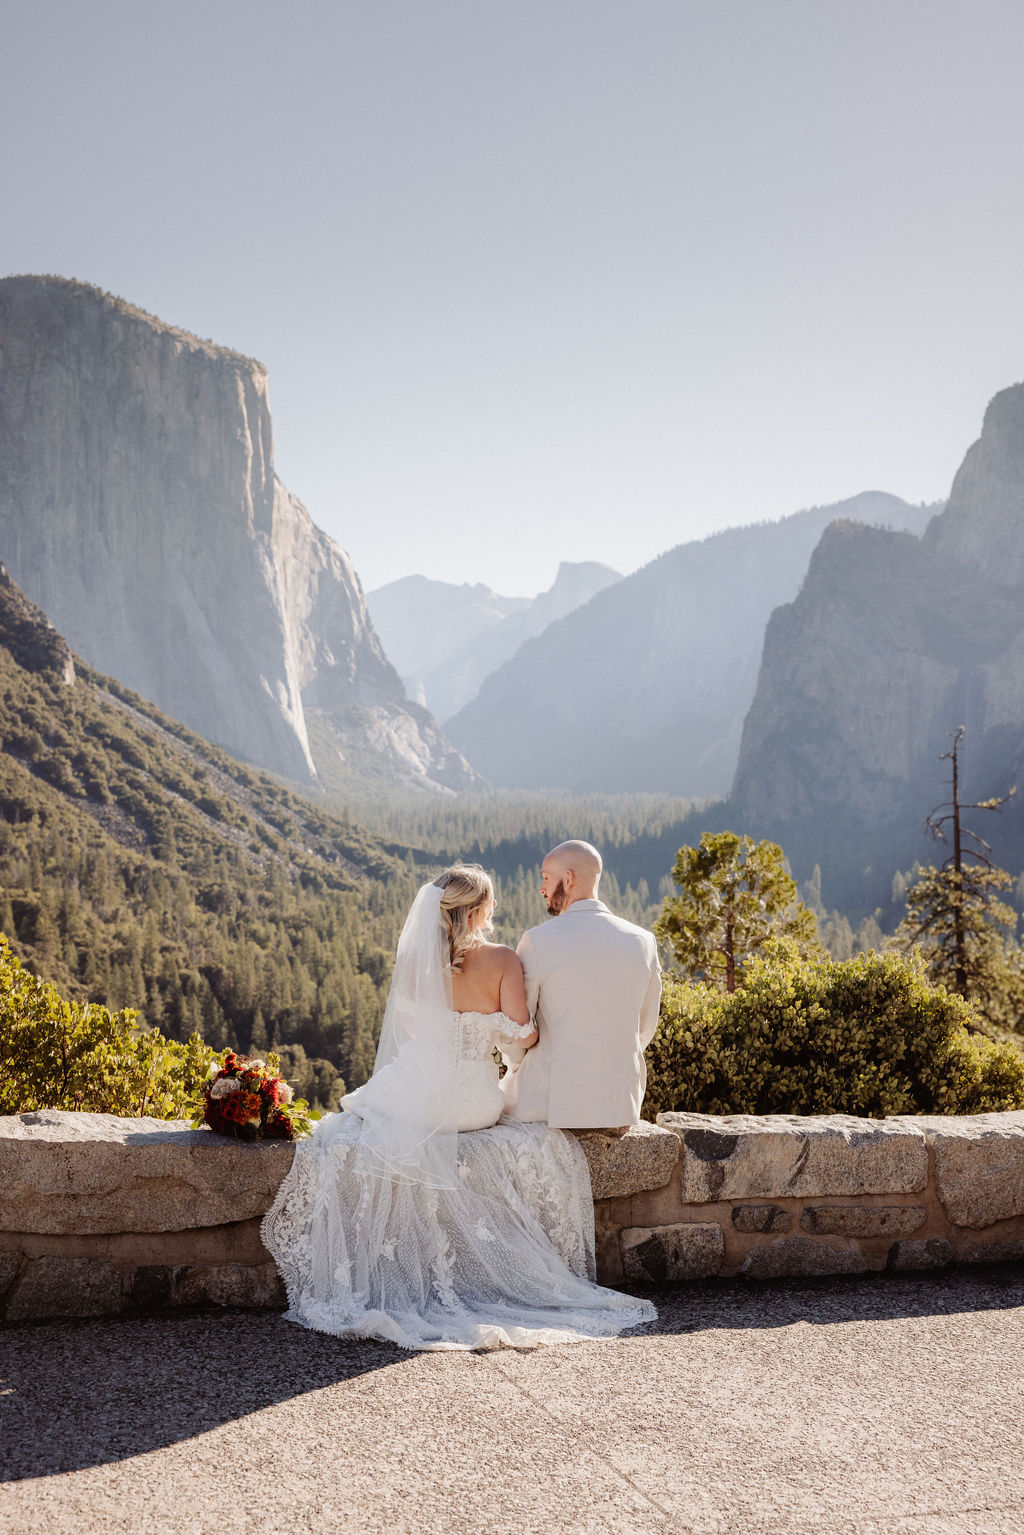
0,616,440,1104
0,603,687,1107
6,575,1022,1116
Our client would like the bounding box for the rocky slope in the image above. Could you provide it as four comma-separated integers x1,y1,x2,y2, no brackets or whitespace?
0,564,75,686
731,382,1024,909
368,561,620,722
0,275,473,791
445,494,936,795
0,563,412,1090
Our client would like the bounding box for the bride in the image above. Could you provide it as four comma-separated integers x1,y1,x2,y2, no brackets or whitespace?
261,864,657,1351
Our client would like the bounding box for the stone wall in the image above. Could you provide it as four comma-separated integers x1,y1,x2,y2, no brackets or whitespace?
0,1112,291,1322
3,1109,1024,1323
594,1111,1024,1284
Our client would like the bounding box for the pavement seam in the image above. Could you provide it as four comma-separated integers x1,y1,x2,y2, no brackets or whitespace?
484,1352,684,1532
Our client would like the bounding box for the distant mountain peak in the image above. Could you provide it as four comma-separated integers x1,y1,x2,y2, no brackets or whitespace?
924,379,1024,585
552,559,621,581
368,561,621,722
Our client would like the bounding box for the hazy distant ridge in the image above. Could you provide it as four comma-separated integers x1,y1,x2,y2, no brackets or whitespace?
445,493,937,796
368,561,620,722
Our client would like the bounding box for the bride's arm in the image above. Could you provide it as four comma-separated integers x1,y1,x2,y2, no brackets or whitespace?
497,949,538,1050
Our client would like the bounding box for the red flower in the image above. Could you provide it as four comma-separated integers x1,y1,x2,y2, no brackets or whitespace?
203,1100,229,1132
265,1111,294,1140
220,1092,260,1125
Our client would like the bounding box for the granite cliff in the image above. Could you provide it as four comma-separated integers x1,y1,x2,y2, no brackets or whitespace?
0,275,473,790
731,382,1024,908
444,494,935,796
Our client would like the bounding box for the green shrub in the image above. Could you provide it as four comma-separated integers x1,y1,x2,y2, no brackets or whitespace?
0,933,219,1117
644,949,1024,1120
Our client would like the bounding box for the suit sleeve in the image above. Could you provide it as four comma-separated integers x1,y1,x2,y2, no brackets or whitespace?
639,943,662,1050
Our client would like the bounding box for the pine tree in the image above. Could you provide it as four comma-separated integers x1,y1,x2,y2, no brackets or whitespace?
32,894,59,971
249,1005,269,1055
655,831,823,993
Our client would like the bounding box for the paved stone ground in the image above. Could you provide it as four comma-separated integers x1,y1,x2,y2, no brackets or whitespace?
2,1266,1023,1535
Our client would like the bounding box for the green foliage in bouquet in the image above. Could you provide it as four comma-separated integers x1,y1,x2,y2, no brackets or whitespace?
0,933,218,1116
644,948,1024,1121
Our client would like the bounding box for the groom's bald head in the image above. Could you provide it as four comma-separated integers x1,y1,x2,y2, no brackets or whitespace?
541,840,603,914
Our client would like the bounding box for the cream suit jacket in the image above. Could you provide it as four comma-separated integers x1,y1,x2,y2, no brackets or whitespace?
500,898,662,1129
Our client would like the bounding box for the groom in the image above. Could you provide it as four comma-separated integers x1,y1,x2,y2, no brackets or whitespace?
500,840,661,1131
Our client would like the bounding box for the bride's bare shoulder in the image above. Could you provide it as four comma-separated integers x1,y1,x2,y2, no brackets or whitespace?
484,941,522,965
467,942,521,971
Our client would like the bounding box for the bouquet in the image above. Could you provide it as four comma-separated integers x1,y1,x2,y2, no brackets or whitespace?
193,1051,319,1142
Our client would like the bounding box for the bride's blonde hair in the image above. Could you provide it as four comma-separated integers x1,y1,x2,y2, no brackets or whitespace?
433,864,494,973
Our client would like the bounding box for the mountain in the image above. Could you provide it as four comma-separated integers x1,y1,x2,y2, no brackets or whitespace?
444,494,937,796
0,275,473,792
367,561,621,722
0,563,424,1095
730,382,1024,911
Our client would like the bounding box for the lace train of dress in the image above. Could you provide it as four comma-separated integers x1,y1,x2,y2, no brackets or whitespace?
261,1012,657,1352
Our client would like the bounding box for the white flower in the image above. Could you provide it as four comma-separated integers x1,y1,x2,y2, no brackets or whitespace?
206,1062,221,1080
278,1082,293,1104
248,1060,266,1073
210,1077,240,1099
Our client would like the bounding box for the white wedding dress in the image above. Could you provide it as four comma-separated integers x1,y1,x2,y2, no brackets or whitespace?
261,1005,657,1351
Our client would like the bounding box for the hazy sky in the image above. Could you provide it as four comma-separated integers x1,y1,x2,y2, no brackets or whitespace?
4,1,1024,595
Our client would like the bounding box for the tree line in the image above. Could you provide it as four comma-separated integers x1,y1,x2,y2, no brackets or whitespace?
3,585,1022,1120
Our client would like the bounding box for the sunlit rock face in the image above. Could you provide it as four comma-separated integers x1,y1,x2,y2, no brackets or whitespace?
0,276,473,790
730,382,1024,900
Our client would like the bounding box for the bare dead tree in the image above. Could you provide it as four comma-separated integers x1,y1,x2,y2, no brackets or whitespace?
919,726,1015,994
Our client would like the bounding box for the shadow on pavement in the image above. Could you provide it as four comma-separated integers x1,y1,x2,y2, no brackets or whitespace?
0,1310,406,1482
3,1266,1022,1481
628,1261,1024,1338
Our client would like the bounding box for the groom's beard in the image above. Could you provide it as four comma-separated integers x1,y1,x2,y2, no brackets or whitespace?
546,880,566,916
